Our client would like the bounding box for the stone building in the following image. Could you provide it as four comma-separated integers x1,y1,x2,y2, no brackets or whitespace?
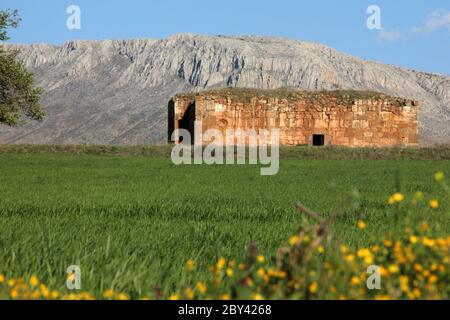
168,88,419,147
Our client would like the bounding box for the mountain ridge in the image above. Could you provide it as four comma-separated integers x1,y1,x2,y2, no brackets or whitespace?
1,33,449,144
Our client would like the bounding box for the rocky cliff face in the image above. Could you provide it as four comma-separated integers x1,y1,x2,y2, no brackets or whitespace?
1,34,449,144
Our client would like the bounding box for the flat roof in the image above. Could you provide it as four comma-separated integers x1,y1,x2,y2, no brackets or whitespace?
174,87,418,107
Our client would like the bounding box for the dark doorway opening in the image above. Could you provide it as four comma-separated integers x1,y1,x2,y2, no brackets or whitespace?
178,102,195,144
168,99,175,143
313,134,325,146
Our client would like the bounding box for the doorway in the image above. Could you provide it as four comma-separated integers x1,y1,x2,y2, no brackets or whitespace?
178,102,195,144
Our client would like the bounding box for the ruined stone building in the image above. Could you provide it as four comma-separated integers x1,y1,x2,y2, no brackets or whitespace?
168,88,419,147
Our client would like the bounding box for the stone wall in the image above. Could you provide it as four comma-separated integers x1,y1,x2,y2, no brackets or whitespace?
171,89,419,147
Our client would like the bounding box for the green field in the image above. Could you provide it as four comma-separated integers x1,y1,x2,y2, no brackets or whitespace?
0,146,449,297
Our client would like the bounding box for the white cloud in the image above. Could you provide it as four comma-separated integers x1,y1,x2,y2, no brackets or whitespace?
413,9,450,34
377,28,402,43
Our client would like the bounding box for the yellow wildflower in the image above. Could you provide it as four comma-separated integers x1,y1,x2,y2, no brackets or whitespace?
375,295,391,300
217,257,226,270
309,282,318,294
276,270,287,278
196,282,207,294
186,259,195,271
428,275,438,284
40,284,50,298
409,236,418,244
422,237,435,247
407,292,416,300
81,292,94,300
379,266,389,277
357,220,367,230
257,255,265,263
226,268,234,277
389,192,404,204
399,276,409,292
345,254,355,263
0,274,4,283
429,199,439,209
434,171,445,182
103,289,114,299
67,272,76,281
388,265,399,273
289,235,300,246
252,293,264,300
257,268,266,278
340,245,349,254
364,256,374,265
31,290,41,299
220,294,231,300
357,248,373,264
393,193,404,202
117,293,129,300
169,293,179,300
30,275,39,287
350,276,361,286
9,289,19,299
184,288,194,300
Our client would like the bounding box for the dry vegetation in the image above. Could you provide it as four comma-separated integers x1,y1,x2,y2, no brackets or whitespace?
0,144,449,160
175,87,412,107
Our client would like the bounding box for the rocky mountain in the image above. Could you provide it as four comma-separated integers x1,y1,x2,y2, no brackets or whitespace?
1,33,449,144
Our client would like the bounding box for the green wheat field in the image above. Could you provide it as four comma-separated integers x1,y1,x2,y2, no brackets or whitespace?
0,145,449,297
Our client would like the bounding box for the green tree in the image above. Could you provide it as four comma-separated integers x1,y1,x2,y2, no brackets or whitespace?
0,9,44,125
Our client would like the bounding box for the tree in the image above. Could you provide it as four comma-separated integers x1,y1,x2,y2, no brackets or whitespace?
0,9,44,125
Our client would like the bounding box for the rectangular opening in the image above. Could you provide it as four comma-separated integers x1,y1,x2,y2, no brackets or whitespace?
312,134,325,146
178,102,196,144
168,99,196,144
168,99,175,143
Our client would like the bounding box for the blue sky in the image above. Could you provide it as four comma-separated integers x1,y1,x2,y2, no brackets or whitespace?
2,0,450,75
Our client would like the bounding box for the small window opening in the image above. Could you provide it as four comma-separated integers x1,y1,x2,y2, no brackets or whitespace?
313,134,325,146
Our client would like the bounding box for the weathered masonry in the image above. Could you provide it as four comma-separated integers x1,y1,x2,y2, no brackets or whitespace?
168,88,419,147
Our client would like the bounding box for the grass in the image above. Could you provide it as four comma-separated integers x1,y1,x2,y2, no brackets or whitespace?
0,145,448,297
